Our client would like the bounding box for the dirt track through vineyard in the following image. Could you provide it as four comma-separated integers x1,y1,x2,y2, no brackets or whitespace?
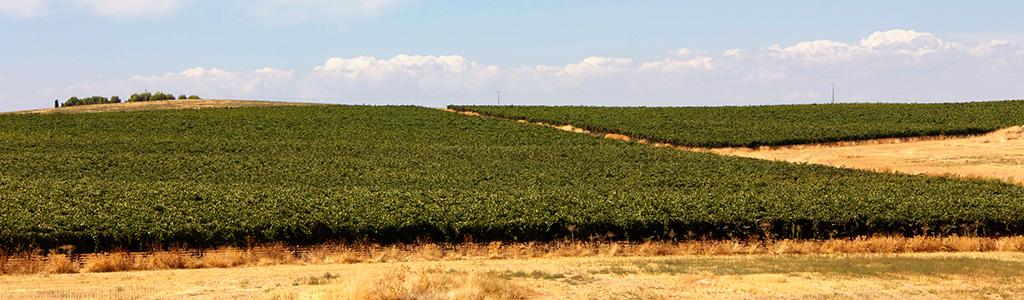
445,109,1024,185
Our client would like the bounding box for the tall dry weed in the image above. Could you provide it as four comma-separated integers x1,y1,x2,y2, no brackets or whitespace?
253,243,294,266
996,236,1024,251
143,250,198,270
83,251,135,273
9,235,1024,276
201,247,248,268
44,253,78,274
338,267,529,300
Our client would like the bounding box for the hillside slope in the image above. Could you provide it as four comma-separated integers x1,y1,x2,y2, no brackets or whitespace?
2,105,1024,252
3,99,321,114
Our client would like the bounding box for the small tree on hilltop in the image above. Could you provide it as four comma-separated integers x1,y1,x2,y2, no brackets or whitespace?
129,92,151,102
63,96,81,107
151,92,174,101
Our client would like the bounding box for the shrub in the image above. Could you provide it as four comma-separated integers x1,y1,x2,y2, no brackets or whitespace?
62,96,81,107
151,92,174,101
129,92,151,102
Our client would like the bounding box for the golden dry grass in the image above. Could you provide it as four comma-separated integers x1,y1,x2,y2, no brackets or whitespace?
5,236,1024,277
3,251,1023,299
2,99,324,114
714,125,1024,185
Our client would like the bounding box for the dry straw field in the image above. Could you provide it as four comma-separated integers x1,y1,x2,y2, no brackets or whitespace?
3,238,1024,299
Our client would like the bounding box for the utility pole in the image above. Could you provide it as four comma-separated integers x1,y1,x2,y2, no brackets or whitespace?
497,91,500,106
831,82,835,104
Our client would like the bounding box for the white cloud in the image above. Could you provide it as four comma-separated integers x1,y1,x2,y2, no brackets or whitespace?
0,0,50,18
37,67,295,100
761,29,967,62
2,0,418,19
302,54,502,101
32,29,1024,108
69,0,200,16
0,0,201,18
246,0,420,22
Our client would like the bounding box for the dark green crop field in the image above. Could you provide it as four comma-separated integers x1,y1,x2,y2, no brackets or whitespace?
450,100,1024,148
2,105,1023,252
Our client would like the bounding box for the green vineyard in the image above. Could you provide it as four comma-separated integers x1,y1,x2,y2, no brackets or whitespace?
450,100,1024,148
1,104,1023,252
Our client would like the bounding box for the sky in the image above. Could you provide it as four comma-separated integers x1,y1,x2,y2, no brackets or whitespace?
2,1,1024,112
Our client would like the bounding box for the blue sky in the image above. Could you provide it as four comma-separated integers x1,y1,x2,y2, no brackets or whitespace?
2,1,1024,112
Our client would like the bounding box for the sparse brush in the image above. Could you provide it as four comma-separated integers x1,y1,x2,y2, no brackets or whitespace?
341,267,530,300
254,243,294,266
144,250,198,270
201,247,249,268
9,235,1024,276
45,253,78,274
83,251,135,273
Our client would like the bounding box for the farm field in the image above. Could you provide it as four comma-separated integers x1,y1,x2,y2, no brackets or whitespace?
4,251,1023,299
450,101,1024,148
457,109,1024,185
4,100,1024,298
715,126,1024,185
4,102,1024,253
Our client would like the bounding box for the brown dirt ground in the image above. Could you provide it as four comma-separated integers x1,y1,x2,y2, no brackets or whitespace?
712,126,1024,185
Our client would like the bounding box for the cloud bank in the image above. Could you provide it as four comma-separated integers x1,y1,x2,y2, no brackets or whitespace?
247,0,419,22
37,30,1024,107
0,0,417,19
0,0,50,18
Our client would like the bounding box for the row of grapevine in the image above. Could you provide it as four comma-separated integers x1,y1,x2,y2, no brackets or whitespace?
2,105,1024,252
449,101,1024,148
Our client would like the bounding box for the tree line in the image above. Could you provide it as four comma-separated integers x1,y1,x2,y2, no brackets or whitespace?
59,92,201,107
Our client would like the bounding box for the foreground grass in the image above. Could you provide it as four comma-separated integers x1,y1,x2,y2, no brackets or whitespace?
4,236,1024,276
2,252,1021,299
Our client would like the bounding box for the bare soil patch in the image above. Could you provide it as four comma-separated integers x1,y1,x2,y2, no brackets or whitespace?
714,126,1024,185
3,99,323,114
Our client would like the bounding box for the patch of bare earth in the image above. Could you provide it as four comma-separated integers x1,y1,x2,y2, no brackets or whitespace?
3,99,323,114
713,126,1024,185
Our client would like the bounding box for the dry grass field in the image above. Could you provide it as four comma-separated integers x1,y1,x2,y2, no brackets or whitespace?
3,237,1024,299
2,99,323,114
713,126,1024,185
3,250,1023,299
